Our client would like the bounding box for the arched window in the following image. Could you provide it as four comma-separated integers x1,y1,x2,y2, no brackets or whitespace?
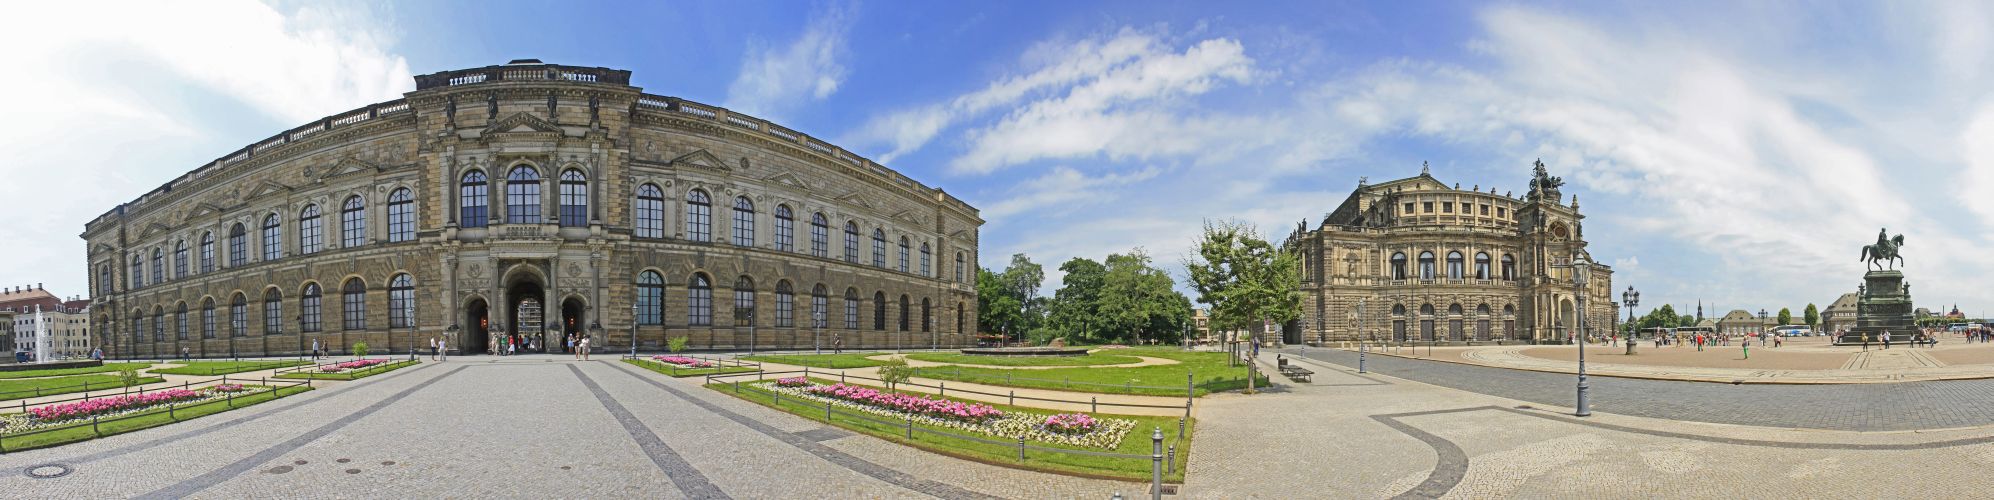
342,278,366,331
388,188,414,242
810,213,829,257
262,213,282,261
99,264,113,295
176,302,189,340
173,241,188,278
151,248,163,284
872,230,887,268
1475,252,1491,280
732,197,756,246
389,273,414,329
264,288,283,336
811,284,828,328
1446,251,1464,280
132,253,144,289
732,276,756,326
201,299,216,338
558,169,588,227
152,307,163,342
299,205,323,254
460,170,490,228
1390,252,1408,280
774,205,794,252
199,232,215,273
341,196,366,248
301,283,322,332
897,236,910,273
687,273,712,326
899,295,911,332
686,190,712,242
922,298,931,332
844,288,860,329
955,252,966,283
635,184,664,238
843,222,860,263
873,291,887,331
637,271,664,325
231,293,248,337
1418,251,1436,280
506,166,542,224
774,280,794,327
920,243,932,276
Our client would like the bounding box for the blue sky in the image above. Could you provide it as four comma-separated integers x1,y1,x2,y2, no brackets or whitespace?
6,0,1993,318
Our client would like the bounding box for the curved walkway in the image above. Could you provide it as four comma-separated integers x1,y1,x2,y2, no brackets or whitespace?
863,353,1181,370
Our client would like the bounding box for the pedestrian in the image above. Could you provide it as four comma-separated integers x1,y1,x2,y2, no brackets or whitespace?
579,335,591,361
1774,334,1783,348
313,338,322,360
182,346,190,360
833,334,843,354
439,337,447,362
570,334,580,360
1695,333,1704,351
508,338,516,356
1883,331,1892,349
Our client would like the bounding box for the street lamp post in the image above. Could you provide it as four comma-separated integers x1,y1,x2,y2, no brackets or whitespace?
630,304,639,359
1759,308,1769,345
1358,298,1367,373
814,309,824,355
406,302,418,361
1564,254,1594,417
1622,286,1639,355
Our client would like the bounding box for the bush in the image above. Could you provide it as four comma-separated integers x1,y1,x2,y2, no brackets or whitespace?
877,357,913,392
668,336,689,353
119,366,141,388
352,342,369,358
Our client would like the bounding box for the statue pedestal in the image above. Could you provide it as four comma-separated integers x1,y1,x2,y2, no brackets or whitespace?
1836,270,1925,345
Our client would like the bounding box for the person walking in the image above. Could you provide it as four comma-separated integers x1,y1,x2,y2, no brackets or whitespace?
438,337,447,362
832,334,843,354
1882,331,1892,349
571,334,581,361
507,337,516,356
578,335,591,361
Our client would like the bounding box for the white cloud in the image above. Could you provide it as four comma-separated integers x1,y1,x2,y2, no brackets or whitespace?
725,4,854,118
0,1,411,297
981,166,1162,220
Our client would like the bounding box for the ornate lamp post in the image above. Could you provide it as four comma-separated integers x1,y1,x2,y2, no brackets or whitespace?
1568,254,1594,417
814,309,825,355
630,304,639,359
1622,286,1639,355
1759,308,1769,344
1357,298,1367,373
407,302,419,361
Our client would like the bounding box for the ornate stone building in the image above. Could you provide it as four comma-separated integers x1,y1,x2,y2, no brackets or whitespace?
82,60,981,358
1284,161,1615,344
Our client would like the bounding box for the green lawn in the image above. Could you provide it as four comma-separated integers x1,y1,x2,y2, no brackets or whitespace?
148,359,313,376
708,377,1193,482
272,359,420,380
909,347,1268,397
0,385,313,452
903,352,1143,367
0,375,168,401
0,363,153,379
623,358,760,378
739,352,892,369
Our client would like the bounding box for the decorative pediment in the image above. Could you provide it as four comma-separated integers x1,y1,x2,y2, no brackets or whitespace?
763,171,812,191
835,190,875,210
320,157,383,182
948,229,973,239
670,149,730,172
243,181,293,201
482,112,562,135
138,222,172,239
186,201,229,218
889,209,926,225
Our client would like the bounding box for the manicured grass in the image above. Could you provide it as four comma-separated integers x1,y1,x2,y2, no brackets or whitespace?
740,352,893,369
0,362,153,379
0,385,313,452
904,352,1144,367
0,375,168,401
707,377,1194,482
149,359,313,376
910,347,1269,397
272,359,421,380
623,358,760,378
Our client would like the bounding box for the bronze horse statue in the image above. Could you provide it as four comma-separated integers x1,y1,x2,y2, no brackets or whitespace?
1861,231,1905,270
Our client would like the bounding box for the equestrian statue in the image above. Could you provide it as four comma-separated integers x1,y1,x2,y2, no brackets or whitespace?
1860,228,1905,270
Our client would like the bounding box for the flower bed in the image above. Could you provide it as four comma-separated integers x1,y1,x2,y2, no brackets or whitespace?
652,356,717,369
209,384,247,393
762,381,1135,449
319,359,391,373
1043,413,1097,434
1,385,276,435
775,377,809,387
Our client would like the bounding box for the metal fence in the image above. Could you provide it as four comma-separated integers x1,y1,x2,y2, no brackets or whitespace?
0,375,313,453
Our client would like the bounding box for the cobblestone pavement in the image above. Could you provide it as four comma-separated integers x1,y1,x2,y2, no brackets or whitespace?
0,355,1141,499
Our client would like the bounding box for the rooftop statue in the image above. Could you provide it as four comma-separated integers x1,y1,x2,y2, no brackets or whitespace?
1528,159,1564,202
1860,227,1905,270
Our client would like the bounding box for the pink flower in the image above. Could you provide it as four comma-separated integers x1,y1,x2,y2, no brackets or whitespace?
28,389,205,422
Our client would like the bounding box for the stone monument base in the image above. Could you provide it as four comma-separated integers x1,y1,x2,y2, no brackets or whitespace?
1833,269,1926,345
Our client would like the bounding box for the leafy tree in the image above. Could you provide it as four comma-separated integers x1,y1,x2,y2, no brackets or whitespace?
1185,220,1300,393
976,254,1047,344
668,336,688,353
1046,257,1107,339
352,341,369,358
1777,308,1793,326
977,268,1021,340
1803,304,1820,328
877,358,913,392
1096,249,1193,344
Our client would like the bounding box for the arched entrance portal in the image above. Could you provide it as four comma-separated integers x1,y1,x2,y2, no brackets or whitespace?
464,298,491,354
507,279,548,354
560,297,587,353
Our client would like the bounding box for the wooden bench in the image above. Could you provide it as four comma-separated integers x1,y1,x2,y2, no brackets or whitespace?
1275,356,1313,383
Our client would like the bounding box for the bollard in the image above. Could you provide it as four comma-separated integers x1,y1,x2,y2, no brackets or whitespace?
734,381,741,394
1017,437,1026,461
1009,390,1015,406
1092,396,1098,413
1168,444,1177,473
841,372,847,385
228,390,234,408
169,402,176,421
825,401,833,423
773,391,780,406
1150,427,1164,500
906,416,914,440
1187,372,1195,400
93,413,101,436
1360,342,1367,373
939,382,945,396
1177,418,1185,439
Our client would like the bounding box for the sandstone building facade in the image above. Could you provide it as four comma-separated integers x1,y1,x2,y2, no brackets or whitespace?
1284,162,1616,344
83,60,981,358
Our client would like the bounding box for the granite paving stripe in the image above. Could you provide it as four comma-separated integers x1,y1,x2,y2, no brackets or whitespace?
1371,407,1477,499
568,364,730,500
131,365,466,500
605,361,1003,500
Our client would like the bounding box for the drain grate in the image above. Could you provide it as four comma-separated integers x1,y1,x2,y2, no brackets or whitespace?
1150,484,1179,495
266,466,295,474
25,463,72,479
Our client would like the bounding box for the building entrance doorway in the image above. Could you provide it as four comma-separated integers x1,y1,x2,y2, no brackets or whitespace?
559,297,586,353
506,279,548,354
464,298,491,354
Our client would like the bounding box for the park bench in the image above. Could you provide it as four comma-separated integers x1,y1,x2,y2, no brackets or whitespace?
1275,356,1313,383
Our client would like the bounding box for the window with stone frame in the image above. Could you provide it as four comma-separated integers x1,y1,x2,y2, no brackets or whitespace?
264,289,283,335
811,284,828,328
685,190,712,242
844,222,860,263
301,283,322,332
342,279,366,331
635,184,665,238
732,276,756,326
388,188,415,242
774,205,794,252
460,170,490,228
774,280,794,327
174,241,188,278
810,213,829,257
637,271,664,325
732,197,756,246
199,232,215,273
872,229,886,268
844,288,860,329
300,205,324,254
231,294,247,337
506,166,542,224
558,169,588,227
1418,251,1436,280
262,213,282,261
388,274,414,329
1474,252,1491,279
688,273,713,326
341,196,366,248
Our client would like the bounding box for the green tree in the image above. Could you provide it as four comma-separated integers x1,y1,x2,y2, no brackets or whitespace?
1803,303,1820,329
976,254,1047,344
1185,220,1300,393
1046,257,1107,340
977,268,1022,340
1096,249,1193,344
1777,308,1793,326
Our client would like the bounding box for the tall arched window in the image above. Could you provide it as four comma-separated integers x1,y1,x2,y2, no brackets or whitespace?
732,197,756,246
131,253,144,289
897,237,910,273
920,243,932,276
199,232,215,273
388,273,414,329
1446,251,1465,280
899,295,911,332
1474,252,1491,280
1501,254,1516,280
843,222,860,263
872,230,886,267
264,288,283,335
775,281,794,327
301,283,322,332
174,241,188,278
340,196,366,248
176,302,189,340
637,271,664,325
99,264,113,295
844,288,860,329
1391,252,1408,280
873,292,887,331
151,248,163,284
201,299,216,338
921,298,931,333
342,278,366,331
811,284,828,328
955,252,966,283
810,213,829,257
686,190,712,242
152,307,164,342
773,205,794,252
687,273,713,326
635,184,664,239
299,205,323,254
460,170,490,228
506,166,542,224
388,188,414,242
732,276,756,326
558,169,588,227
262,213,282,260
231,293,248,337
1417,251,1436,280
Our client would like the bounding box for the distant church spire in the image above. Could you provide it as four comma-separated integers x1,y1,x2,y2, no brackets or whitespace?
1697,301,1704,322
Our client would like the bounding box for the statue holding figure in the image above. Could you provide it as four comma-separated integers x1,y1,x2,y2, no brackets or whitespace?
1860,227,1905,270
